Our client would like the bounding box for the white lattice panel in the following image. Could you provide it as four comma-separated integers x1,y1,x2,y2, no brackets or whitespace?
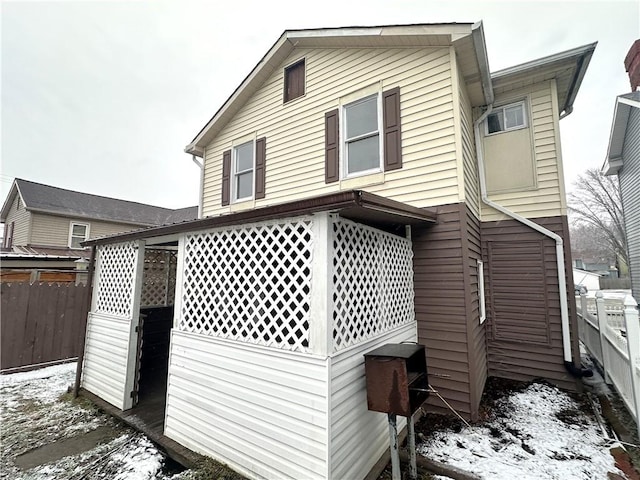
141,249,178,307
94,242,138,318
332,218,414,351
179,218,313,352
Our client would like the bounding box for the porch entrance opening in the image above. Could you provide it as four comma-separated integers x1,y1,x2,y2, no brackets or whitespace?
129,244,178,432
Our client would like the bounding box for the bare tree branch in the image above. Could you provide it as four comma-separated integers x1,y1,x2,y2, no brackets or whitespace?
568,168,627,269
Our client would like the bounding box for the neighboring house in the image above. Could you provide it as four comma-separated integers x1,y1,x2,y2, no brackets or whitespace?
76,23,595,480
603,91,640,301
1,178,197,281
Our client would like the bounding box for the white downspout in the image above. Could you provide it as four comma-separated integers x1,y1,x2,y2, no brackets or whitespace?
474,108,574,366
192,155,204,219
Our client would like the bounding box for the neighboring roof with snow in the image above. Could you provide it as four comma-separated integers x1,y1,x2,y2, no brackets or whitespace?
0,178,198,227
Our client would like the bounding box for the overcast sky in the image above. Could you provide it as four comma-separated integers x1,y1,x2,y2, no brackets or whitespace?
1,0,638,210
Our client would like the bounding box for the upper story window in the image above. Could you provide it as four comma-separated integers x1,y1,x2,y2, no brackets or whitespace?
233,140,255,201
221,137,266,206
324,87,402,184
284,59,305,103
486,101,527,135
69,222,89,249
344,94,381,176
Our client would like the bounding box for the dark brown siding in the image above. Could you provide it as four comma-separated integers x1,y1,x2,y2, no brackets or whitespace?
413,202,486,421
482,215,579,391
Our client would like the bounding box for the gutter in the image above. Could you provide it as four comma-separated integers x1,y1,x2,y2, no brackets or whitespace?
192,155,204,219
474,106,588,377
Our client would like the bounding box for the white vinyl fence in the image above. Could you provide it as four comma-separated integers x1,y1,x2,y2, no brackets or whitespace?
576,292,640,438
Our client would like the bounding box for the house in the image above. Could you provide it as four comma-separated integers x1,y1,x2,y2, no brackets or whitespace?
1,178,197,282
603,90,640,301
602,40,640,301
75,23,595,480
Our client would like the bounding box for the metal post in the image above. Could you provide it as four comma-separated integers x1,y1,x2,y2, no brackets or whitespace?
387,413,401,480
407,413,417,480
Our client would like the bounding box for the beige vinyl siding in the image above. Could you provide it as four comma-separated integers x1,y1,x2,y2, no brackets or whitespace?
481,81,565,222
3,194,31,245
457,60,479,217
30,213,143,247
202,47,459,216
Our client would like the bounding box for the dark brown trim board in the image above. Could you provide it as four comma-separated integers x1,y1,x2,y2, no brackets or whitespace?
413,202,486,421
482,215,579,392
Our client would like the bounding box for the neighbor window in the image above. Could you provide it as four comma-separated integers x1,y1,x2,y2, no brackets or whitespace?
284,59,305,103
486,101,527,135
69,222,89,249
343,94,381,176
233,140,255,201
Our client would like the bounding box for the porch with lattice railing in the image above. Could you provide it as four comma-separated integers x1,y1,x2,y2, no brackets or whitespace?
173,213,415,355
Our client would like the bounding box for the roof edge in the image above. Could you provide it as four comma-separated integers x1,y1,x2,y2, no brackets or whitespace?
83,190,437,246
603,92,640,175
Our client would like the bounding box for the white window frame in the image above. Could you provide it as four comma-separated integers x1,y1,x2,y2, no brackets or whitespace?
477,259,486,324
485,100,527,136
231,136,256,203
341,89,384,179
69,222,90,249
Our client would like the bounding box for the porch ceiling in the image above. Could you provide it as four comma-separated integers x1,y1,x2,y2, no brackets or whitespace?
82,190,437,247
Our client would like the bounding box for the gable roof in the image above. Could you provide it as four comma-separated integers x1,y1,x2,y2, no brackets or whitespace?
184,22,494,157
603,91,640,175
0,178,198,227
491,42,597,118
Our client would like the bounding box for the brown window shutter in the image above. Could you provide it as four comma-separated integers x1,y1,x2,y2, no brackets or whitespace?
325,109,339,183
221,149,231,206
383,87,402,171
255,137,266,199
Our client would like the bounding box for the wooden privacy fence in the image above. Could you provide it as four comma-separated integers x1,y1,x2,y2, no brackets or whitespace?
576,292,640,438
1,282,89,372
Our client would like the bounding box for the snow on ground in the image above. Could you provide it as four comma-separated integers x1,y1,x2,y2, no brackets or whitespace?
417,382,625,479
0,362,183,480
1,363,632,480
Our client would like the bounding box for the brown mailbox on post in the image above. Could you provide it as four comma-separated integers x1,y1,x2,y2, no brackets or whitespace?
364,343,429,418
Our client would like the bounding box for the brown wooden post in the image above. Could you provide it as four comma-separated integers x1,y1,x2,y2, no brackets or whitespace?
73,245,96,398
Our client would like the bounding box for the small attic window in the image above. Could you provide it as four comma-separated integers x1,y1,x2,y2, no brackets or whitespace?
284,59,305,103
486,101,527,135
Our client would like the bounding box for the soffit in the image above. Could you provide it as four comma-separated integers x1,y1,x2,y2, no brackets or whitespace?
491,43,596,115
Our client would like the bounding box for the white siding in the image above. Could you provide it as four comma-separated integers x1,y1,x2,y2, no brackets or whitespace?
203,47,459,215
3,193,31,245
619,108,640,301
81,312,132,409
329,323,416,480
481,81,565,221
165,331,329,480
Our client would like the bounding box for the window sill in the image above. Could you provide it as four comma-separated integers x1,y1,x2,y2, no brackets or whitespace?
230,199,256,212
340,171,385,190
